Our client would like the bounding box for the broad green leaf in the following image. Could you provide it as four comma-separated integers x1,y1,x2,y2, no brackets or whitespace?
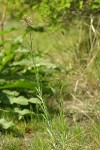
0,118,14,129
9,95,28,105
0,79,36,90
3,90,19,96
28,98,41,104
14,108,34,116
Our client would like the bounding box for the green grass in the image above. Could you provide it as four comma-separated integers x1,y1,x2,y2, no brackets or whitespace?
0,115,100,150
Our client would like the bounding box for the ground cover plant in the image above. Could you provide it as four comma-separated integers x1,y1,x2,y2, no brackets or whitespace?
0,0,100,150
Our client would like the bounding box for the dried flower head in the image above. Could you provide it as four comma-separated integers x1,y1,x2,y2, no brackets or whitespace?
21,16,33,28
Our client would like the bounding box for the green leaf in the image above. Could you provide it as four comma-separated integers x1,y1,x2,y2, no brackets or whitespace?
3,90,19,96
79,1,83,9
65,3,71,8
14,108,34,119
92,2,100,9
9,95,28,105
28,98,41,104
0,79,36,90
0,118,14,129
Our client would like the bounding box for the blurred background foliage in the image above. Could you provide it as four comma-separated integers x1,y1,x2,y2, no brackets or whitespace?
0,0,100,24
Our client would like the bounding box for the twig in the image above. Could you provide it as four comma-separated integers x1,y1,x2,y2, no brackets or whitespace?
0,7,7,47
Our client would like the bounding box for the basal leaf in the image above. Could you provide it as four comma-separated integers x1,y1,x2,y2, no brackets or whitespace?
14,108,34,116
3,90,19,96
9,95,28,105
0,118,14,129
28,97,41,104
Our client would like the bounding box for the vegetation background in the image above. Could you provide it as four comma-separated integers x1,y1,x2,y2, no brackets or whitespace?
0,0,100,149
